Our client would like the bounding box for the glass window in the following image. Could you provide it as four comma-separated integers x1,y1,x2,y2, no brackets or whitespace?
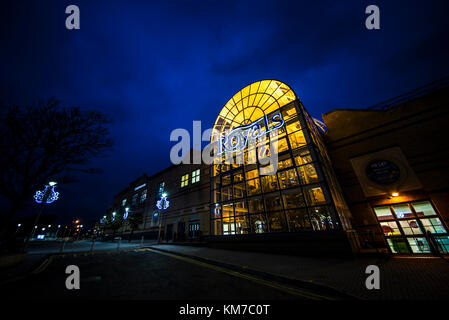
250,214,268,233
420,218,447,234
261,174,278,193
277,169,299,189
222,174,231,186
309,206,334,231
235,215,250,234
434,236,449,253
373,206,394,221
286,120,301,134
288,131,307,149
233,183,246,199
140,189,147,203
264,193,282,212
181,174,189,187
295,151,312,166
412,201,437,217
387,238,410,254
380,221,401,236
234,200,248,215
281,188,306,209
392,204,413,219
267,211,288,232
245,169,259,180
278,157,293,170
213,219,223,235
246,178,261,196
221,186,232,201
271,138,288,153
233,171,244,183
131,193,138,205
407,237,431,254
304,186,327,206
399,220,422,235
222,204,233,218
191,169,200,183
297,164,319,185
286,209,311,231
248,197,264,213
223,217,235,235
281,104,297,122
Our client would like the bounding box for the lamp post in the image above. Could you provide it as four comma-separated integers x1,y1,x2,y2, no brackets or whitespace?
24,181,59,250
157,193,170,244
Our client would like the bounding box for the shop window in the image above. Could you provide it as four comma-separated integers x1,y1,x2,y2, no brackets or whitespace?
434,236,449,253
297,164,319,185
373,206,394,221
288,130,307,149
267,211,288,232
264,193,282,212
233,171,244,183
309,206,334,231
213,219,223,235
235,215,250,234
277,169,299,189
286,209,311,231
246,178,261,196
250,214,268,233
275,138,289,153
191,169,200,184
223,217,235,235
181,174,189,187
261,174,279,193
278,157,293,170
412,201,437,217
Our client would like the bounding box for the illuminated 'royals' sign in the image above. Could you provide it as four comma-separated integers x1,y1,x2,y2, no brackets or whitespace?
217,112,284,155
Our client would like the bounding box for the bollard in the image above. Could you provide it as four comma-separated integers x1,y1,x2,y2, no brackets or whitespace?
117,238,121,251
90,239,96,254
60,241,65,253
141,236,144,248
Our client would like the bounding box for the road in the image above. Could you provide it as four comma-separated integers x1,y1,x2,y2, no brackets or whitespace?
26,239,154,254
0,248,339,300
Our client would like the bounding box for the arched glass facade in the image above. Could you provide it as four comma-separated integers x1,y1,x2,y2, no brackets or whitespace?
210,80,351,236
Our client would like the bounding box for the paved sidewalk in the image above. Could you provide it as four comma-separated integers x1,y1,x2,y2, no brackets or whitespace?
150,244,449,300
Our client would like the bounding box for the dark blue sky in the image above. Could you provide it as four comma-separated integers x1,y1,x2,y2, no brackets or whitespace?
1,0,448,225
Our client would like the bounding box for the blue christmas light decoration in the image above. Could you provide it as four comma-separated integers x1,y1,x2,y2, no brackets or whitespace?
124,207,129,220
34,184,59,204
156,193,169,210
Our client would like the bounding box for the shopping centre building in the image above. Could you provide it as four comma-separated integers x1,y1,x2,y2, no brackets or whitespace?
101,78,449,256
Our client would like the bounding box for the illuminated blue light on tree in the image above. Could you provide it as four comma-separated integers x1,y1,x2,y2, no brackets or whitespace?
156,194,170,210
34,184,59,204
124,207,129,220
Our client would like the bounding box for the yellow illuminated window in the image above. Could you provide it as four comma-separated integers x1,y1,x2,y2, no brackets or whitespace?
297,164,319,184
180,174,189,187
246,178,261,196
261,175,278,193
246,169,259,180
277,169,299,189
304,186,326,206
191,169,200,184
289,131,306,149
295,151,312,166
286,121,301,134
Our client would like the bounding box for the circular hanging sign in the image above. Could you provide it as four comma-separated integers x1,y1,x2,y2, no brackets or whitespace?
365,160,400,185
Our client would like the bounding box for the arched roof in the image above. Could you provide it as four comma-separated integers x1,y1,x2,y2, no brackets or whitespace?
212,80,298,141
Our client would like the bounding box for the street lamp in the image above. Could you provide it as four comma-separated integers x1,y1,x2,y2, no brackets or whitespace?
25,181,60,249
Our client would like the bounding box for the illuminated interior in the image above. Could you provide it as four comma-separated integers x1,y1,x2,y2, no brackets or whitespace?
210,80,345,235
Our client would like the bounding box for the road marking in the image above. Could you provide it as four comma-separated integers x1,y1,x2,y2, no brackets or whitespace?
144,248,335,300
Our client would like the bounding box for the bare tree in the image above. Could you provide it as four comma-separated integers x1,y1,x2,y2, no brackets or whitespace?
0,98,113,229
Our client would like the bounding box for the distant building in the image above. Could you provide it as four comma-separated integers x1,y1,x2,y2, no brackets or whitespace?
103,78,449,256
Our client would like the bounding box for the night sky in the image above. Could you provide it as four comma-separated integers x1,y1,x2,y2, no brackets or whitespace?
1,0,448,226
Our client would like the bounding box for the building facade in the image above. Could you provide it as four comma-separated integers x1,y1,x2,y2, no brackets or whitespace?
102,78,449,255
